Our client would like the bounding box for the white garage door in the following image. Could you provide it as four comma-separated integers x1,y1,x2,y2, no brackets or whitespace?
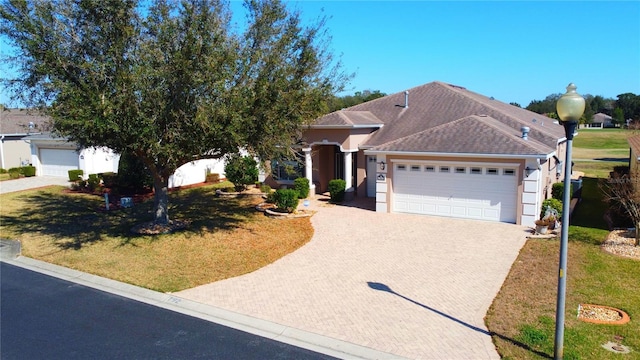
393,162,518,223
40,148,79,177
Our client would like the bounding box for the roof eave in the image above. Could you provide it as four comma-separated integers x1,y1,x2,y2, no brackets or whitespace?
363,150,554,160
308,124,383,130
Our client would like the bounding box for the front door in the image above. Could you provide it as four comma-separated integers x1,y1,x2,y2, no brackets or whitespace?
367,156,377,197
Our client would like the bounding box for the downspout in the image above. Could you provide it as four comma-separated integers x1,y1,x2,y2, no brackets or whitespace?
0,135,5,169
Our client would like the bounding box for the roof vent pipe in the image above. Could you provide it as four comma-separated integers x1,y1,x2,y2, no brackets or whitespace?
404,91,409,108
521,126,530,140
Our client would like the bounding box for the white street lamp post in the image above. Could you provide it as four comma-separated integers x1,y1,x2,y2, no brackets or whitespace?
554,83,585,360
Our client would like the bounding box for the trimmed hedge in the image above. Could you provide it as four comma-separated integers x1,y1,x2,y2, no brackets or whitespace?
68,169,84,181
22,166,36,177
293,177,310,199
273,188,299,213
328,179,346,203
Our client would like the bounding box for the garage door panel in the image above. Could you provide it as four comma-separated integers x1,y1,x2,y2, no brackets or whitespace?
40,148,79,177
393,162,517,223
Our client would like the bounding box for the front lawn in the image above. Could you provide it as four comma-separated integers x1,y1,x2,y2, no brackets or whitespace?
0,184,313,292
486,177,639,359
572,128,631,178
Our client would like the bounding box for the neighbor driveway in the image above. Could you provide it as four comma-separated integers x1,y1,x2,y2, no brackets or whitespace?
176,198,529,359
0,176,70,195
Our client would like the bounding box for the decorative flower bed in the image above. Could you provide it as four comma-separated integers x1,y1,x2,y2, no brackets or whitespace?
577,304,630,325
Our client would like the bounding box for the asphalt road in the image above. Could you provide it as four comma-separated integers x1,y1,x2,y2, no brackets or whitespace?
0,262,336,360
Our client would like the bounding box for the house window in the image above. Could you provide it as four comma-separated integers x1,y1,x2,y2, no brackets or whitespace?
271,159,304,181
397,164,407,171
455,167,466,174
486,168,499,175
470,167,482,174
410,165,421,171
425,166,435,172
503,169,516,176
439,166,450,173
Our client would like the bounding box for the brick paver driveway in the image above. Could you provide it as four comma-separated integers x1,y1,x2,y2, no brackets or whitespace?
177,198,529,359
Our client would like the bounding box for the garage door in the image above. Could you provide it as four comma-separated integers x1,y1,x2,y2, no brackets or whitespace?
40,148,79,177
393,162,517,222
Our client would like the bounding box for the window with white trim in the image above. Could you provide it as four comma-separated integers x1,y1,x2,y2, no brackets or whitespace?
503,169,516,176
486,168,499,175
411,165,421,171
455,167,466,174
470,167,482,174
425,165,435,172
397,164,407,171
439,166,450,173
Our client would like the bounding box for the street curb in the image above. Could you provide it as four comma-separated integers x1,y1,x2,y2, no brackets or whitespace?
1,256,406,360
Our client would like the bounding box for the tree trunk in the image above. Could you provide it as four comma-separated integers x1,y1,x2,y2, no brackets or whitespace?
636,221,639,247
153,174,170,225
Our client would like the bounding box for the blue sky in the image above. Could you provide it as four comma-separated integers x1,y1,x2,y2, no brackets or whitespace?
272,0,640,106
2,1,639,107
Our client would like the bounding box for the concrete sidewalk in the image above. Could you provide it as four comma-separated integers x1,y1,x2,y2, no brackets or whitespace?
0,176,71,195
177,197,529,359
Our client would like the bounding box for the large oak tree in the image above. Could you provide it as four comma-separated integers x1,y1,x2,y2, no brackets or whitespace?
1,0,347,225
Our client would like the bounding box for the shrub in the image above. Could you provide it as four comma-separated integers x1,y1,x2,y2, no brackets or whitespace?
68,169,84,181
117,151,152,193
0,168,7,174
540,198,562,219
293,177,310,199
205,173,220,183
273,188,299,213
8,168,21,179
224,153,258,190
100,172,117,187
552,182,573,200
260,184,272,194
328,179,346,203
21,166,36,177
87,174,101,192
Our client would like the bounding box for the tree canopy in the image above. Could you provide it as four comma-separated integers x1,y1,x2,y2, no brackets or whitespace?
525,91,639,125
327,89,387,112
0,0,348,225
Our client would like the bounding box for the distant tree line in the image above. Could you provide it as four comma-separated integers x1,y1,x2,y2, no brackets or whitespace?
525,92,640,126
327,89,386,112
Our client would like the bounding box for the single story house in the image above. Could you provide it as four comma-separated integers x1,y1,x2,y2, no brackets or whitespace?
14,110,224,188
296,81,569,227
581,112,613,129
0,108,51,169
24,128,226,188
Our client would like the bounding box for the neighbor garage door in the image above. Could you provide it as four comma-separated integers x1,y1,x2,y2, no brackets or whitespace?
393,162,518,223
40,148,79,177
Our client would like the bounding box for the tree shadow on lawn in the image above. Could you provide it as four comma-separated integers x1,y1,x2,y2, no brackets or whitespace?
1,187,254,250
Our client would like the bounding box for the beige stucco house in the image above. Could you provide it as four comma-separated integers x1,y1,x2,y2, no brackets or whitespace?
293,81,569,227
0,108,51,169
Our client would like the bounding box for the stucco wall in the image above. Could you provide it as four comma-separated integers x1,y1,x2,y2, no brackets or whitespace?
1,137,31,169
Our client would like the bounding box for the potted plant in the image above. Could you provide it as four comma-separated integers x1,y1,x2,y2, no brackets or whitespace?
535,218,553,234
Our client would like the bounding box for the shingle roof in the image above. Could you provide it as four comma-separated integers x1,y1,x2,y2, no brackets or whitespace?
312,110,383,127
370,115,551,156
628,134,640,157
314,81,564,156
0,109,52,135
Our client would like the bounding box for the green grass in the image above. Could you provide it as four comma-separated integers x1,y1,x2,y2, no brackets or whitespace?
573,128,632,149
486,171,639,359
572,128,632,178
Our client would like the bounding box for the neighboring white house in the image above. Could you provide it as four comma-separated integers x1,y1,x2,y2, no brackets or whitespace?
27,134,119,177
26,133,227,188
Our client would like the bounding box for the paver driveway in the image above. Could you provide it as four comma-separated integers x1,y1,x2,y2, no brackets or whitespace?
177,198,529,359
